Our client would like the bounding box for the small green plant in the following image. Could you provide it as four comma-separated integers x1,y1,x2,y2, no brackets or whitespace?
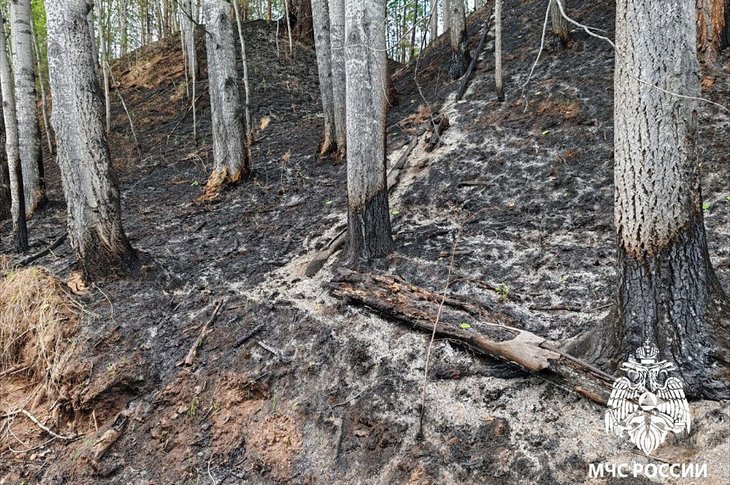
702,202,711,212
496,283,509,303
190,179,200,187
390,208,400,217
560,275,570,286
459,322,472,329
725,195,730,202
187,396,199,418
324,199,333,205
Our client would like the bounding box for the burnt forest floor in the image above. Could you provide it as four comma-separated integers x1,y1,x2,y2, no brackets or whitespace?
2,1,730,483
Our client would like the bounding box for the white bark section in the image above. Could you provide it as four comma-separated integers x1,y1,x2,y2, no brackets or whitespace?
443,0,451,32
203,0,247,182
0,7,26,248
328,0,346,154
345,0,387,207
449,0,465,50
10,0,43,212
494,0,503,100
614,0,700,257
46,0,136,278
430,0,438,42
311,0,336,153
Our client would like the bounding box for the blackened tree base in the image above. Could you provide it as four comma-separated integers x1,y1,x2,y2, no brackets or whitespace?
347,188,393,265
571,219,730,399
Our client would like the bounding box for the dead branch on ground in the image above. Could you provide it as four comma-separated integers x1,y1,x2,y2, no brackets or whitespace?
329,269,615,405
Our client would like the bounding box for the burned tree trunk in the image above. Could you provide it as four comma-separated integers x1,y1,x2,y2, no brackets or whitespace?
344,0,393,263
311,0,337,156
290,0,314,44
10,0,45,213
448,0,470,79
328,0,346,157
46,0,138,280
202,0,249,196
696,0,726,56
0,8,28,252
549,0,570,46
575,0,730,399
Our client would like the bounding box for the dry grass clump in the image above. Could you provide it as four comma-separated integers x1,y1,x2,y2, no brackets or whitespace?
0,261,79,399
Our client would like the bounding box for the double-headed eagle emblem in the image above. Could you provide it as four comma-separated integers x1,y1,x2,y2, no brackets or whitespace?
605,341,691,455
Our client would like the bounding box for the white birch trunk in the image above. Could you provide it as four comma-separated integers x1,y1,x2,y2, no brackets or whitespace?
0,8,28,251
311,0,336,156
429,0,438,42
46,0,137,280
494,0,503,101
328,0,346,157
202,0,248,195
345,0,393,262
10,0,44,212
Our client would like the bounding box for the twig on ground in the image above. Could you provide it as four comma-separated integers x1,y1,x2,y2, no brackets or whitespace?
17,233,68,266
180,299,225,367
2,409,76,441
418,228,461,438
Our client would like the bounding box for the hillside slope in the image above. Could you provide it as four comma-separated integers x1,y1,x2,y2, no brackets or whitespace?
2,1,729,483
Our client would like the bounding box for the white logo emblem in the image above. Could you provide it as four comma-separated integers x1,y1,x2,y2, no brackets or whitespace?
605,341,691,455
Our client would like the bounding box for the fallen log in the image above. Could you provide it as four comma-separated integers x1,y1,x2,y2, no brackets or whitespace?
329,269,615,406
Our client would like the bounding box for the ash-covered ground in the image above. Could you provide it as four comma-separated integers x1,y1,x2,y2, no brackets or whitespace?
1,1,729,483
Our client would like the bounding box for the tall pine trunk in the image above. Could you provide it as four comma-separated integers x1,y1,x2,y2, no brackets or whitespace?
448,0,469,79
0,8,28,252
576,0,730,399
345,0,393,263
202,0,248,196
46,0,138,280
312,0,336,156
10,0,45,213
328,0,346,158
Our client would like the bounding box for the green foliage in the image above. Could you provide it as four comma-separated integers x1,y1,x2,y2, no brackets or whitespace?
459,322,471,329
496,283,509,303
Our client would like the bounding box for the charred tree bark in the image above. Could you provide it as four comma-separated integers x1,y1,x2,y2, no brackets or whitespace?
448,0,470,79
290,0,314,44
328,0,346,158
696,0,726,56
550,0,570,46
46,0,138,280
10,0,45,213
574,0,730,399
202,0,249,197
0,8,28,252
311,0,337,156
345,0,393,263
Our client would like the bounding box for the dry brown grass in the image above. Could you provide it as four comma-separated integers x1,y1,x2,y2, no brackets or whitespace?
0,261,80,399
